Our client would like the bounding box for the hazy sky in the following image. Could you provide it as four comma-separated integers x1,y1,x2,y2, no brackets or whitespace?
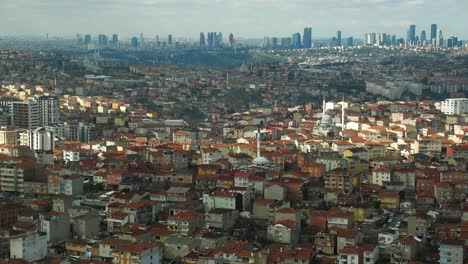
1,0,467,39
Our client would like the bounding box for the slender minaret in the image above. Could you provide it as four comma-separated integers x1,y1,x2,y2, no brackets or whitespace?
322,96,326,117
256,128,261,159
342,95,345,132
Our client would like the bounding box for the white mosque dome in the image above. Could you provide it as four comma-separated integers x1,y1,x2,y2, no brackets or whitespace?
322,114,332,123
253,156,271,166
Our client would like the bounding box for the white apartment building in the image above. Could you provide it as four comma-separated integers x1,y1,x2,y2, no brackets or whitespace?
20,127,55,152
441,98,468,114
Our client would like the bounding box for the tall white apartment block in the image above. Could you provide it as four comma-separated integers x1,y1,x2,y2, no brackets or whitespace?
441,98,468,114
37,96,60,126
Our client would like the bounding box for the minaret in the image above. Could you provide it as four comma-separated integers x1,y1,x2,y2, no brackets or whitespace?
256,128,261,159
322,96,326,117
342,95,345,132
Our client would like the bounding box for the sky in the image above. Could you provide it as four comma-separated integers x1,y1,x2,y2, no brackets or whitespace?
1,0,467,39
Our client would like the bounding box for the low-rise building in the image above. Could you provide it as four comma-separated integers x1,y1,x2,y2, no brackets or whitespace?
112,241,163,264
205,209,239,229
167,211,204,236
267,219,299,245
10,232,47,262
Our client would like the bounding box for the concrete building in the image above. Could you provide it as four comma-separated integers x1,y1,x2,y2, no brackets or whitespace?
267,219,299,245
0,204,24,228
0,162,42,193
439,240,464,264
407,214,429,238
11,100,40,129
72,213,100,239
62,175,84,196
10,232,48,262
37,96,60,126
63,122,96,143
167,211,204,236
338,246,362,264
164,235,200,260
205,209,239,229
441,98,468,114
112,241,163,264
390,236,418,264
0,127,18,145
20,127,55,152
39,211,71,244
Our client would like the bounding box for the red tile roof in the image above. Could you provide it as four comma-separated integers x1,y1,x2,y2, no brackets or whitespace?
114,241,158,253
168,211,202,221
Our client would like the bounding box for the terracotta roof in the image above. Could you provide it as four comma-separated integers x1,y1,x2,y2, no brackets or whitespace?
339,246,361,255
168,211,202,221
271,219,297,229
276,208,297,214
400,236,418,245
114,241,158,253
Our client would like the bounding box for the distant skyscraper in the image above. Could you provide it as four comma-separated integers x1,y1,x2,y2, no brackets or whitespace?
408,25,416,45
376,34,382,46
216,33,222,48
291,33,301,48
303,27,312,48
112,34,119,44
437,30,444,47
140,33,145,44
168,34,173,45
391,35,397,46
365,33,377,45
84,34,91,45
448,36,459,48
281,37,292,48
347,37,353,46
76,34,82,45
336,31,342,46
98,34,108,45
131,37,139,48
420,30,426,44
272,37,278,49
263,36,270,48
229,33,234,47
155,35,160,47
431,24,437,42
199,32,205,48
207,32,214,49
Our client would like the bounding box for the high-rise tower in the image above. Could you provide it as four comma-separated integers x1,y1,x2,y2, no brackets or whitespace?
303,27,312,48
336,31,342,46
431,24,437,42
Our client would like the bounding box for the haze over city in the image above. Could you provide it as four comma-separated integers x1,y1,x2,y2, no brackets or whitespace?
2,0,468,39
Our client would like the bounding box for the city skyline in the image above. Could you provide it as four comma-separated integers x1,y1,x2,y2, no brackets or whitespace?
2,0,468,39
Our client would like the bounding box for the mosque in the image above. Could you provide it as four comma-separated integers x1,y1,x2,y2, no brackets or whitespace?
250,128,280,170
312,96,346,137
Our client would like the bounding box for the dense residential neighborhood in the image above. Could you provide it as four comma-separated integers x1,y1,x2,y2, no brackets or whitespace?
0,45,467,264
